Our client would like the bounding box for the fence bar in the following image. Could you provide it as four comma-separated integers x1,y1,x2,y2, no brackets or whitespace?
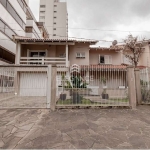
127,66,136,109
135,68,142,105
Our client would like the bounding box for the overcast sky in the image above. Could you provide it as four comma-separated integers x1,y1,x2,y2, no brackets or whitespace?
29,0,150,47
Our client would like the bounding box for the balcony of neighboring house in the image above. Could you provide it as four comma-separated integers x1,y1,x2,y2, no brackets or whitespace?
25,20,42,38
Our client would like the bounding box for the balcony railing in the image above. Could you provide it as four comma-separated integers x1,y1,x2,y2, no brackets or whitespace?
20,57,66,65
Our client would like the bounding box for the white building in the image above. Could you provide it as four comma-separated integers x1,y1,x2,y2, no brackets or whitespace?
0,0,49,64
39,0,68,39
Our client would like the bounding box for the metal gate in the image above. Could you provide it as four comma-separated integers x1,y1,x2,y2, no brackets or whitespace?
0,66,48,108
56,65,129,107
140,67,150,104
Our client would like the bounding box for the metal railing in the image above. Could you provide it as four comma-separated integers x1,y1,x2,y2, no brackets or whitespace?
140,67,150,104
56,65,129,107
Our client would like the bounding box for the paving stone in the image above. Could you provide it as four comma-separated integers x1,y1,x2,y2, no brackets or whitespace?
0,140,4,148
83,136,96,148
62,133,72,142
18,123,34,131
2,129,11,138
13,131,28,138
70,139,89,149
2,137,21,149
67,130,81,140
11,127,18,134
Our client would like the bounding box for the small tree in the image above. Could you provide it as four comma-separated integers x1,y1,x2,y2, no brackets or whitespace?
123,34,145,67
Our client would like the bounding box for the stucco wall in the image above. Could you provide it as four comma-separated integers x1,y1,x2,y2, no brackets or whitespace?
89,50,122,65
69,43,89,66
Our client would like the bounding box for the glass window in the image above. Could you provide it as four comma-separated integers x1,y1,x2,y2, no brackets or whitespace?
100,56,105,64
40,5,45,8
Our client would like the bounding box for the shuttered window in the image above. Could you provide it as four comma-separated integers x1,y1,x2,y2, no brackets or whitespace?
99,55,112,64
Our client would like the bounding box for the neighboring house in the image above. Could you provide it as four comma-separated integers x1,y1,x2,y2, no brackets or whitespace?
39,0,68,39
0,0,49,65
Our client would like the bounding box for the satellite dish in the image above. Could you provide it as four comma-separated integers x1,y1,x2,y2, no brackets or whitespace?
112,40,118,46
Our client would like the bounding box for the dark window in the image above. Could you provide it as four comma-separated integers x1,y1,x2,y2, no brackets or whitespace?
40,5,45,8
53,28,56,30
54,22,56,24
53,34,56,36
0,47,15,64
54,17,57,18
100,56,105,64
54,5,57,7
54,11,57,13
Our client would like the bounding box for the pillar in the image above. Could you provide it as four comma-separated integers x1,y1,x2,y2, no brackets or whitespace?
127,66,137,109
134,68,142,105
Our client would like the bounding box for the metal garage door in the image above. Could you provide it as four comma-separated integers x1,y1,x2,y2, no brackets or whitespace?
20,73,47,96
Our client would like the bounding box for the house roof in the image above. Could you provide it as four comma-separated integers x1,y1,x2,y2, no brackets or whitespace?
80,65,127,70
90,46,123,51
13,35,98,44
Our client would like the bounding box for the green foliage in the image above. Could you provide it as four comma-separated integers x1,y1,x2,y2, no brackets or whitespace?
101,77,107,85
65,75,88,89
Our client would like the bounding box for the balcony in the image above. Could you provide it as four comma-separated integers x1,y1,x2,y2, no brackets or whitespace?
20,57,69,66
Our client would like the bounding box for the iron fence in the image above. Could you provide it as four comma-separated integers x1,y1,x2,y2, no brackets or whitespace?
0,66,48,108
56,65,129,107
140,67,150,104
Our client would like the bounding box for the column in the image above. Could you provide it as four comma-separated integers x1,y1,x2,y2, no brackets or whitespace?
66,44,69,67
15,42,21,65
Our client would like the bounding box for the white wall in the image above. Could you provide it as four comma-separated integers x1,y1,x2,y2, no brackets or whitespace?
0,4,25,36
8,0,26,23
0,32,16,54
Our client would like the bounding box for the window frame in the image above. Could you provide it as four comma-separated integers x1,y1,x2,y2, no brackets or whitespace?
76,52,86,58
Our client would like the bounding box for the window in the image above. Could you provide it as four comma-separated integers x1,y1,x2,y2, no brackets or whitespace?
30,51,46,57
40,16,45,19
54,5,57,7
0,47,15,64
40,11,45,14
53,34,56,36
99,55,112,64
54,11,57,13
40,5,45,8
53,28,56,30
54,17,57,18
76,52,85,58
54,22,56,24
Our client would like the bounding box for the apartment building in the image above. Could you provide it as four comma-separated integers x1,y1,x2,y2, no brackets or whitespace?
39,0,68,39
0,0,49,65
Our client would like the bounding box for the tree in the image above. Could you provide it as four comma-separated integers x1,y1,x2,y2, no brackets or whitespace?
123,34,145,67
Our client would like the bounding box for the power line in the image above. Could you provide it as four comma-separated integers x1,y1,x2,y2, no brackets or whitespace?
3,22,150,33
0,26,124,43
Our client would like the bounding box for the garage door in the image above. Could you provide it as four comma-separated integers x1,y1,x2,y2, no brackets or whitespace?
20,73,47,96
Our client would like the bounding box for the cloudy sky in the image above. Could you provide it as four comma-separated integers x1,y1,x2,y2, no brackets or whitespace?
29,0,150,46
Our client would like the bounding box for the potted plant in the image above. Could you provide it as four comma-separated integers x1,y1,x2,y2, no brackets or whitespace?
101,77,109,99
65,74,88,104
59,74,67,100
